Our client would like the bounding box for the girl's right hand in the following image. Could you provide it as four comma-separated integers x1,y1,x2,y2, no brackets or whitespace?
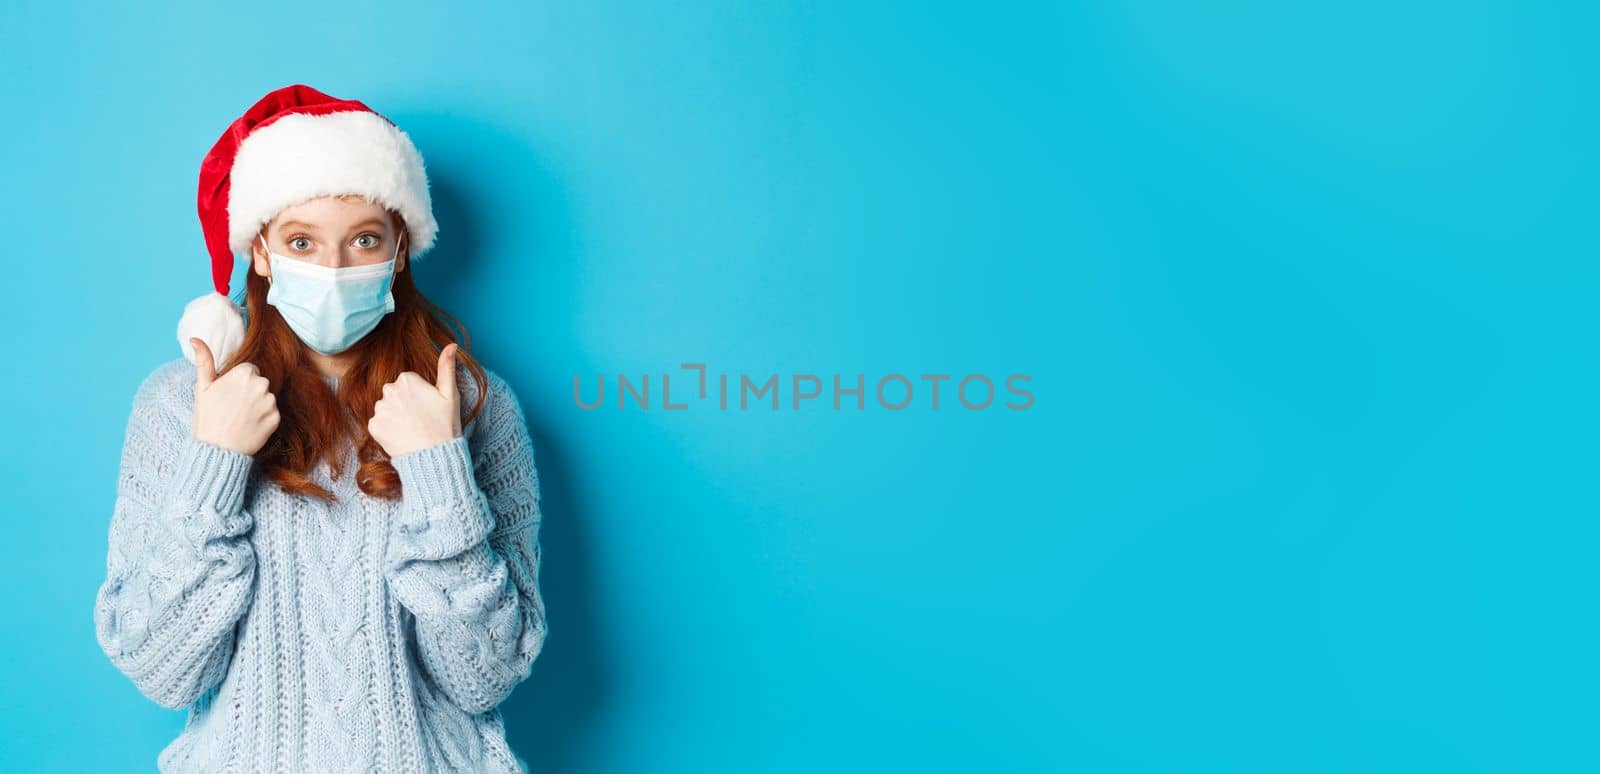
190,337,280,456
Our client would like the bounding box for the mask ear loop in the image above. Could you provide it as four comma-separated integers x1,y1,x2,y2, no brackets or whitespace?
258,230,273,286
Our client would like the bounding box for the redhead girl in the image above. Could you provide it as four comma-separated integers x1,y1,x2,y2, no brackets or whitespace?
91,84,546,773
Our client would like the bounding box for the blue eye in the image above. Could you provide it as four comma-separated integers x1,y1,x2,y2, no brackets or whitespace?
290,237,311,251
356,234,378,248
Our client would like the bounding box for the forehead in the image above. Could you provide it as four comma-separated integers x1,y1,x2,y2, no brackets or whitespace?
270,194,393,230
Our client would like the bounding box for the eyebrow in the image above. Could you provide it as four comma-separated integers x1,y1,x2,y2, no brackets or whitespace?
275,218,390,235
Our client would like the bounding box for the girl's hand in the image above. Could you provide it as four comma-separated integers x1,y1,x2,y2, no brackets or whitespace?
369,343,463,458
191,337,280,456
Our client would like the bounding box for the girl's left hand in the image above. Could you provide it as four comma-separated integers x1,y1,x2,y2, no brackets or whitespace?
369,343,463,457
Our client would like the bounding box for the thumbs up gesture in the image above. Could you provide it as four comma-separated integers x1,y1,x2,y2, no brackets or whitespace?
190,337,281,456
368,343,463,458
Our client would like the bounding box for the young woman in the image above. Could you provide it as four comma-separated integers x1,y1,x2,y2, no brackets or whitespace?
91,84,547,773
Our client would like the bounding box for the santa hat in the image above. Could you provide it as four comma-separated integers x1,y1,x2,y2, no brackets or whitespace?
178,83,438,367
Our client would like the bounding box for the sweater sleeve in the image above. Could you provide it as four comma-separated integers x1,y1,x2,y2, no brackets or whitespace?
92,370,259,711
384,373,548,715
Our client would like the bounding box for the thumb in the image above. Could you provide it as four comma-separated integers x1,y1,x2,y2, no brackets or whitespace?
436,343,458,402
191,337,217,390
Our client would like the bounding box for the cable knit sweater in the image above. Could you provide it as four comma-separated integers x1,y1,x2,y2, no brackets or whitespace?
92,356,548,773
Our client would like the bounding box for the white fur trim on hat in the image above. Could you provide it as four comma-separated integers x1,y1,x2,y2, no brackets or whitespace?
226,110,438,260
177,291,247,368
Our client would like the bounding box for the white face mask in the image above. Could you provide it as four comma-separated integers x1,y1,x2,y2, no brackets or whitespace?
260,232,402,355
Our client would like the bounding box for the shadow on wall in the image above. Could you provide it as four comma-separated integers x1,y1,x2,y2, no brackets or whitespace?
417,116,611,774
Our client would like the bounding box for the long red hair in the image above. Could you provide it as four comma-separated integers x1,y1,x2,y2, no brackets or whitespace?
220,210,489,502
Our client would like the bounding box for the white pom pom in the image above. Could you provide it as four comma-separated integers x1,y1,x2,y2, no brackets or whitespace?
177,291,246,368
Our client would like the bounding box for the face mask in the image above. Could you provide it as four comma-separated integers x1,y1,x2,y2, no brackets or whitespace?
261,232,402,355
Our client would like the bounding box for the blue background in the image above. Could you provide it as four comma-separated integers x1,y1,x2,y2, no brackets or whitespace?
1,1,1594,771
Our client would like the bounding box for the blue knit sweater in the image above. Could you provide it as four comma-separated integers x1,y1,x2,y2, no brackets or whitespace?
92,356,548,773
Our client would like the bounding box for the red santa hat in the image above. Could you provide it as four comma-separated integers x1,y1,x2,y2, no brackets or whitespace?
179,83,439,367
